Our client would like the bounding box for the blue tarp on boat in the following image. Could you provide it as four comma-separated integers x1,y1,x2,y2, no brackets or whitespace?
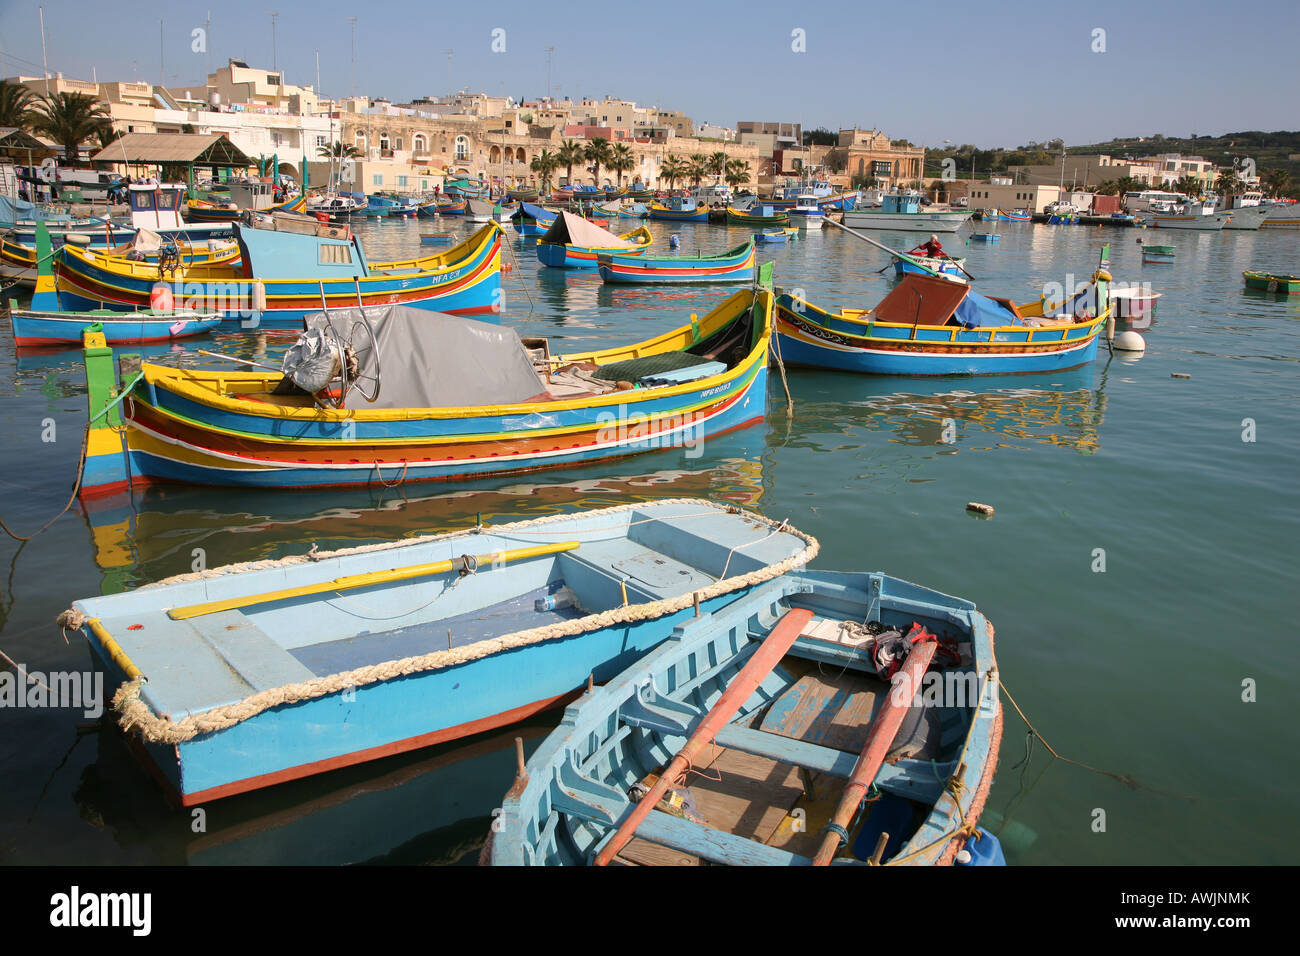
954,291,1024,328
520,202,555,221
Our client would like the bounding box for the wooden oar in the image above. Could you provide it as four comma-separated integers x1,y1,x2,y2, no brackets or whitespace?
824,217,977,281
593,607,815,866
811,638,938,865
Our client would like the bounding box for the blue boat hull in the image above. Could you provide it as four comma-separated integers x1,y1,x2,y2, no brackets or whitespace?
775,328,1100,375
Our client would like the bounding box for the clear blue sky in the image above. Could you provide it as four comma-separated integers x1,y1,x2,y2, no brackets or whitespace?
3,0,1297,148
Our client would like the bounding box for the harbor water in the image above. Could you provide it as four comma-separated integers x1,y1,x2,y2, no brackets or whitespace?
1,214,1296,864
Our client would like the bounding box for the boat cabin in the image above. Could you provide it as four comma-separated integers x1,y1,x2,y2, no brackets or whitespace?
129,183,187,231
227,179,278,210
233,218,369,280
881,194,922,215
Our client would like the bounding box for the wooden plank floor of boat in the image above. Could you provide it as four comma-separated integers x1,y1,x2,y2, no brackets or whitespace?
615,665,885,866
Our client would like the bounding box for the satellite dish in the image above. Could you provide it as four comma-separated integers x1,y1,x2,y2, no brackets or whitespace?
281,316,381,409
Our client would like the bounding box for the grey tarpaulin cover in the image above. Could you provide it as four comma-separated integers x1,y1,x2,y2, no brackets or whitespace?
300,305,548,410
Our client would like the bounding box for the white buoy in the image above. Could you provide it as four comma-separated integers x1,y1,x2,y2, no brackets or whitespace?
1113,330,1146,351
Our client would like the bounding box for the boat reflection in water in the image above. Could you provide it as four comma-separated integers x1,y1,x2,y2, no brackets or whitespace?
782,365,1107,455
75,703,557,865
79,428,766,589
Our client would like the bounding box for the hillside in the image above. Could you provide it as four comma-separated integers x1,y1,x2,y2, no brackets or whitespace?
1067,131,1300,180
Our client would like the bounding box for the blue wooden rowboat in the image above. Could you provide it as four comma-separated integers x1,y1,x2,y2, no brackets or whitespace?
9,308,221,346
48,220,505,327
75,276,775,496
420,232,456,244
754,227,799,243
514,202,558,236
63,499,817,806
597,239,755,284
969,233,1001,243
488,568,1002,866
773,263,1112,376
648,197,709,223
893,253,968,280
726,204,790,227
537,212,653,269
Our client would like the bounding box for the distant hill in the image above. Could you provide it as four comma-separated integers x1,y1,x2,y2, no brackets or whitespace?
1067,131,1300,179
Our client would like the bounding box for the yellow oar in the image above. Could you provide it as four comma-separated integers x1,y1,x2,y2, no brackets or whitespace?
167,541,580,621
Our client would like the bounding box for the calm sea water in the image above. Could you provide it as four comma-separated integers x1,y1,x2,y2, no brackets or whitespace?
1,213,1297,865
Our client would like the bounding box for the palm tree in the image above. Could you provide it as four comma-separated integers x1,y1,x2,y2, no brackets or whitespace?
1263,167,1292,199
317,141,361,160
608,143,635,188
0,80,37,130
707,150,728,183
723,158,750,190
1113,176,1143,198
530,148,559,195
1171,174,1201,198
584,138,613,186
33,92,110,166
659,156,683,191
94,125,123,151
1214,169,1242,197
685,153,707,187
1094,180,1119,196
556,139,585,186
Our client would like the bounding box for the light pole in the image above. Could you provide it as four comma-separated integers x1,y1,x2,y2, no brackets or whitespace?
269,12,279,73
545,46,554,100
348,17,357,97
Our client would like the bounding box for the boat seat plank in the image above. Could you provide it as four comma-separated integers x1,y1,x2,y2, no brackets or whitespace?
97,610,266,717
680,748,807,848
619,801,810,866
189,610,318,691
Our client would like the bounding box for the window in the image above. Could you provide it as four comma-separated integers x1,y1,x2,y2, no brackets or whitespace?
395,137,402,150
373,174,383,186
316,135,327,147
320,244,352,265
397,175,408,187
267,75,281,86
455,136,469,161
413,134,427,153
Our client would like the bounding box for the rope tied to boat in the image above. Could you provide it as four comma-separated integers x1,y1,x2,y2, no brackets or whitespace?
65,499,820,746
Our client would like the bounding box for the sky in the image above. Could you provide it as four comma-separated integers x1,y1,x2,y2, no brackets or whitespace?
2,0,1298,149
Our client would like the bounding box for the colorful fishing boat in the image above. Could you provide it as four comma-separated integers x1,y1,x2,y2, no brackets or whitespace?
514,202,559,237
754,227,799,243
597,238,755,284
648,196,709,223
50,220,504,326
420,232,456,244
1,231,241,287
1242,270,1300,294
75,275,773,496
487,566,1002,866
434,199,468,216
8,308,221,347
773,255,1112,376
842,194,971,233
62,498,815,806
726,203,790,227
892,253,967,279
1142,244,1175,264
537,212,653,269
969,233,1001,243
183,192,307,223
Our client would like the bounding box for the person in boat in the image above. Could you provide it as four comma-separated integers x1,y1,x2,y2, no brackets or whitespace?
908,235,946,259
